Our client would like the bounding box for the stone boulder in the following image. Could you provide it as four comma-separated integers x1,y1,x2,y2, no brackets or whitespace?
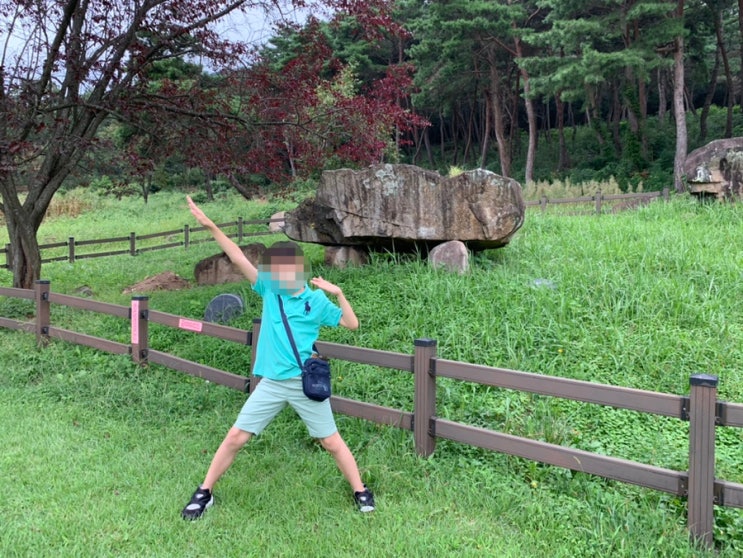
194,243,266,285
428,240,469,274
268,211,286,233
324,246,369,268
685,137,743,200
283,164,525,252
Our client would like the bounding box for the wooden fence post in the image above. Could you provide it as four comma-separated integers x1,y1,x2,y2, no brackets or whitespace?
130,296,149,365
249,318,261,393
68,237,75,263
184,225,190,249
238,217,244,244
414,338,437,457
4,243,10,270
687,373,718,548
540,196,547,211
35,280,50,346
663,187,670,201
129,232,136,256
595,191,603,214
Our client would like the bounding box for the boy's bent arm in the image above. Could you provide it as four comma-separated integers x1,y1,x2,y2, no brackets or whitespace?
336,291,359,330
187,196,258,285
310,276,359,330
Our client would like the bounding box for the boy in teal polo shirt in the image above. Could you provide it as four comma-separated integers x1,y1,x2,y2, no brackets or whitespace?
181,196,374,520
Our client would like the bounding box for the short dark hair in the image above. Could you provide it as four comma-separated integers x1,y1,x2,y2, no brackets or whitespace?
260,241,304,266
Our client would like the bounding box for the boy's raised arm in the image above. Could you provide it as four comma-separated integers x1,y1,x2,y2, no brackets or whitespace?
187,196,258,285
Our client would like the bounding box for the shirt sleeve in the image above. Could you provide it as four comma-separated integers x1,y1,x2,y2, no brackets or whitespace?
314,290,343,327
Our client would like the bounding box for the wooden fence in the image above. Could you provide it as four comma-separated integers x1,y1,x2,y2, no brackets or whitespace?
1,217,283,269
0,280,741,548
525,188,671,214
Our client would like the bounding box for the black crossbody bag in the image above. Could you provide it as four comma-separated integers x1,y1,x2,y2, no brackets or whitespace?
277,295,332,402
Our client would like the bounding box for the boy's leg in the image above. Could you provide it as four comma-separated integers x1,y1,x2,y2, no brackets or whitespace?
182,427,251,520
202,427,252,490
320,431,375,512
182,378,287,519
319,431,364,492
287,379,370,500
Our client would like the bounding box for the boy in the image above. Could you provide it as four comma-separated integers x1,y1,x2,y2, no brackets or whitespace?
181,196,374,519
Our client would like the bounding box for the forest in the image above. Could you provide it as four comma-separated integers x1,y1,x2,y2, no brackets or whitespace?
1,0,742,288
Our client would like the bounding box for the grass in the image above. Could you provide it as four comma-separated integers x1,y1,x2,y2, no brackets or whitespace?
1,189,742,556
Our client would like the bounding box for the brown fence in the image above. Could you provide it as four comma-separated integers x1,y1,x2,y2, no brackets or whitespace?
1,217,283,269
525,188,671,214
1,279,742,548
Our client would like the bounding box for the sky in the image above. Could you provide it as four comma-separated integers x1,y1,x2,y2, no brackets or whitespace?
1,2,315,75
213,2,314,46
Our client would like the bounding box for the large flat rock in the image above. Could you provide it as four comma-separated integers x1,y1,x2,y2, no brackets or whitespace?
284,164,525,251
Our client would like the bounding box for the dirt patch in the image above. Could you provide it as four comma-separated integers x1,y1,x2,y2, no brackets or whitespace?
122,271,190,294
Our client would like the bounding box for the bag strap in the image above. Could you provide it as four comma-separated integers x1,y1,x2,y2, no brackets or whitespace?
277,295,304,370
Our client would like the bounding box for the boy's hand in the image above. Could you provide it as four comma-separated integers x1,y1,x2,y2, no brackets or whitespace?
187,196,213,228
310,276,341,296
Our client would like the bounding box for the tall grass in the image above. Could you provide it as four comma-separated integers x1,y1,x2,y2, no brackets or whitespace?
1,189,742,557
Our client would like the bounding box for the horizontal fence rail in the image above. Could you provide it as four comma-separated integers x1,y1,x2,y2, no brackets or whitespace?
0,279,740,548
1,216,281,269
525,189,670,214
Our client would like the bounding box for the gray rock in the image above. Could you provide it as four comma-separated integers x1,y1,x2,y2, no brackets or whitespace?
268,211,285,233
283,164,525,252
324,246,369,268
428,240,469,274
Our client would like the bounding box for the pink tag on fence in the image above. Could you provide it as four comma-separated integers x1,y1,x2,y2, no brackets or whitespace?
178,318,203,333
131,300,139,344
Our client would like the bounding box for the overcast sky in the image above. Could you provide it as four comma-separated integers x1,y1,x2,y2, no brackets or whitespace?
216,3,313,46
1,3,315,73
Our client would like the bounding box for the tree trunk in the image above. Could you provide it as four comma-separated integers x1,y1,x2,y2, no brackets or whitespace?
514,36,536,184
424,127,434,168
1,192,43,289
699,48,720,143
638,74,648,159
480,94,491,169
739,0,743,109
439,111,446,163
489,63,511,178
611,82,623,157
673,13,688,193
658,67,668,124
713,7,734,137
556,93,570,171
462,99,475,167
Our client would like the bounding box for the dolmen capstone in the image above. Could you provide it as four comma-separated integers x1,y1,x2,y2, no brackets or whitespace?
283,164,525,254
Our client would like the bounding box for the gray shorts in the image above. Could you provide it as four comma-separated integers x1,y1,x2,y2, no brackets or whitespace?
234,376,338,439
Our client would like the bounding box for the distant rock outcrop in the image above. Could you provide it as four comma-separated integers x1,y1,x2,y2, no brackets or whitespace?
685,137,743,201
194,243,266,285
283,164,525,253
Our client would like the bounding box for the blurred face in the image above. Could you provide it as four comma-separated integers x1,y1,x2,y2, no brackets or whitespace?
259,255,308,294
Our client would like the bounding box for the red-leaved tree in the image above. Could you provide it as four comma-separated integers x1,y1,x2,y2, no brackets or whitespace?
0,0,422,288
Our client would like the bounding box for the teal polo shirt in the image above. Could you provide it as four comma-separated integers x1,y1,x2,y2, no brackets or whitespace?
252,276,342,380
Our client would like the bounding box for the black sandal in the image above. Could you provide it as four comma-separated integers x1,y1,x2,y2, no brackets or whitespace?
181,486,214,520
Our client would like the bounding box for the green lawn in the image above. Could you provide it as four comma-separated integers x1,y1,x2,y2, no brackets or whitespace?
1,189,741,556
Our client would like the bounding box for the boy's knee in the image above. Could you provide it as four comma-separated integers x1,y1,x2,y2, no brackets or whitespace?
225,427,252,448
319,432,344,454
